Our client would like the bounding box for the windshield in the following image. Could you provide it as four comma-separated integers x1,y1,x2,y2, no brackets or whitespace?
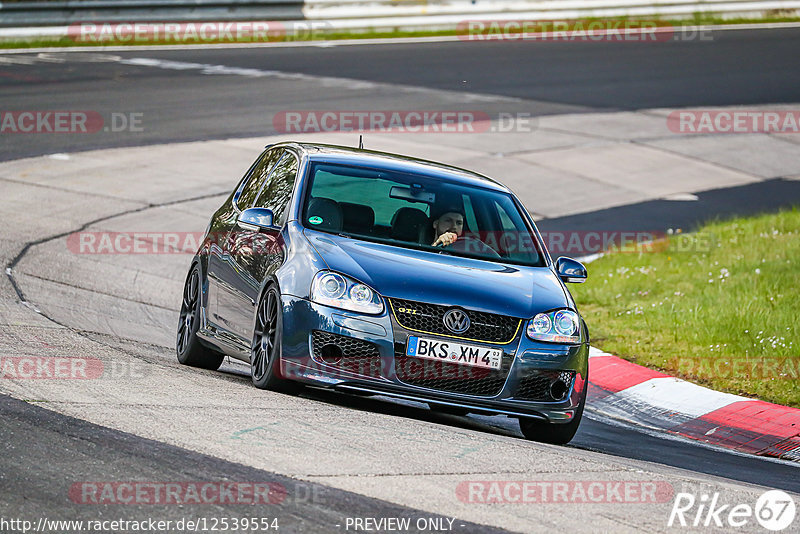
301,162,545,267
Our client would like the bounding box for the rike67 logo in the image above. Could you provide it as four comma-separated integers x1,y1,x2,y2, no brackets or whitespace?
668,490,796,531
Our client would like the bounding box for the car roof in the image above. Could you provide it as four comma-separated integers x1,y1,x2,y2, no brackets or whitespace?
272,141,511,193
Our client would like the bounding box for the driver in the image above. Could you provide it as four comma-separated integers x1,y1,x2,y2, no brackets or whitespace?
430,206,465,247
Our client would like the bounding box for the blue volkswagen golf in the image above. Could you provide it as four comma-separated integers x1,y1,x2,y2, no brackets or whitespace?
177,141,589,444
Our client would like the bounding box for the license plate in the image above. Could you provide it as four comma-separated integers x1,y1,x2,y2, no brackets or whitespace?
405,336,502,370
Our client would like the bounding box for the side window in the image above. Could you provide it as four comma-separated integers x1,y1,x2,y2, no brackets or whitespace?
236,148,283,210
493,200,538,262
495,201,516,232
255,152,298,225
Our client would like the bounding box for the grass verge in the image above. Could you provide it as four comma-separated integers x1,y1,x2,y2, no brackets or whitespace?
1,15,800,49
570,208,800,407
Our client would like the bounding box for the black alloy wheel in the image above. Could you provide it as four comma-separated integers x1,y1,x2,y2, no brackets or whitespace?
176,265,224,370
251,286,302,394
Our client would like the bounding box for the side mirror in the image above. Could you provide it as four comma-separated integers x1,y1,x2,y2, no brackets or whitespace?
237,208,277,232
555,256,587,283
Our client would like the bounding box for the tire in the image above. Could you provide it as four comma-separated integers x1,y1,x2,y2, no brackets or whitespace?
519,378,587,445
250,286,302,394
176,265,224,370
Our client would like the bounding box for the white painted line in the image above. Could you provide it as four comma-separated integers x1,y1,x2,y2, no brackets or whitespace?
783,446,800,462
588,346,613,358
0,56,37,64
615,376,753,418
113,56,523,102
576,252,603,264
662,192,699,201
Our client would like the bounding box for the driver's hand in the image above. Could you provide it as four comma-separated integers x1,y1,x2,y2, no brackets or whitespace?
432,231,458,247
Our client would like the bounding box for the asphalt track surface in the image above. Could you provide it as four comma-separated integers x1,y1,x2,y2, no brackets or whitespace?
0,394,506,533
1,27,800,532
1,27,800,161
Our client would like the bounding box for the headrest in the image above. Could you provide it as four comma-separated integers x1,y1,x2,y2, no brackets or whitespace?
306,197,343,232
390,207,429,242
340,202,375,234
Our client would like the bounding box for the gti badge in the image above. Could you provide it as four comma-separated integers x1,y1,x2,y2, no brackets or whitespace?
443,309,470,334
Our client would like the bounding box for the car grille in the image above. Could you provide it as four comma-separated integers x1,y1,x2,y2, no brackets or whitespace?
394,343,513,397
311,331,383,378
515,371,576,402
388,298,521,343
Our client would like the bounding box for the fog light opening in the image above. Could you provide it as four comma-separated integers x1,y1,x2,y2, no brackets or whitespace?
550,379,569,401
319,343,343,364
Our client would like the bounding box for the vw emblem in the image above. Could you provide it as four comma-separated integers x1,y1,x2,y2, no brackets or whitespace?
443,309,470,334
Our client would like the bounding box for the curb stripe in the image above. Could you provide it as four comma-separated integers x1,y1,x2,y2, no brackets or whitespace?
700,400,800,437
589,355,668,393
588,347,800,463
617,377,751,419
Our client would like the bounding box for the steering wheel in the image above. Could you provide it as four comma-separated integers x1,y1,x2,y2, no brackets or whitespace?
445,235,500,257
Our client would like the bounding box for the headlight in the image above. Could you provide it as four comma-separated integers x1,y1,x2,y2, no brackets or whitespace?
349,283,373,303
531,313,551,334
311,271,384,314
554,310,579,336
527,310,581,344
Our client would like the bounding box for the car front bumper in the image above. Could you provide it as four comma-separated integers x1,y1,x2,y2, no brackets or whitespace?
279,295,588,423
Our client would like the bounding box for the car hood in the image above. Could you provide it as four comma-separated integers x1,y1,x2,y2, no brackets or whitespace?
303,230,569,318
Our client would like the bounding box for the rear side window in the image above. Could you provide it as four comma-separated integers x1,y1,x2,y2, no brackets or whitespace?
236,148,283,210
255,152,299,225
